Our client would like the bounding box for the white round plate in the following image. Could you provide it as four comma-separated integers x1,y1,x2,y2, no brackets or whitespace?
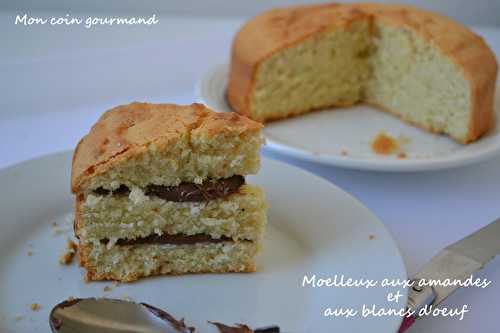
197,64,500,172
0,152,406,332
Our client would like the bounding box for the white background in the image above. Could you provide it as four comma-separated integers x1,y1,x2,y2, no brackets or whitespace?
1,1,500,332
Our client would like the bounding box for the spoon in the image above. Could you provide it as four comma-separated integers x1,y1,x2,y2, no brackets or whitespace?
50,298,194,333
49,298,281,333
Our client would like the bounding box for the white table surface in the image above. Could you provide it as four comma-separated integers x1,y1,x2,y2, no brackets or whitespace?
1,10,499,332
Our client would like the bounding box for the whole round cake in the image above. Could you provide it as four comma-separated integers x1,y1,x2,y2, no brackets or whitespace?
227,3,498,143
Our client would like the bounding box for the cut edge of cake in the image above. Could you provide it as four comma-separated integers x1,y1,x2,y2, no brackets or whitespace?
227,3,498,144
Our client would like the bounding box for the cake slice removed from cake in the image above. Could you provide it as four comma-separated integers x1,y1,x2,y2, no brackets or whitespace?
71,102,267,282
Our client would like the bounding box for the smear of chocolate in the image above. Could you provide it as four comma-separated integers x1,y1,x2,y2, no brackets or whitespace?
209,322,280,333
147,175,245,202
93,175,245,202
141,302,195,333
94,185,130,196
50,316,63,331
50,298,83,331
254,326,281,333
209,322,253,333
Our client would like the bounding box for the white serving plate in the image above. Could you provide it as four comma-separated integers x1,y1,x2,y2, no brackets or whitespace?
0,152,406,332
197,64,500,172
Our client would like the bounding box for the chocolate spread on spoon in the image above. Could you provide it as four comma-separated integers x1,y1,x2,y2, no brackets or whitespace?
209,322,280,333
50,298,279,333
141,302,195,333
50,298,82,331
50,298,195,333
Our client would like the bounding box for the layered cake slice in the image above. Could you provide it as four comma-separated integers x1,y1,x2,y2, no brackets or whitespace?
71,102,267,282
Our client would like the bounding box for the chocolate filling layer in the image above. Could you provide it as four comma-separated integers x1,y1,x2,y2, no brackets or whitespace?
102,234,247,246
94,175,245,202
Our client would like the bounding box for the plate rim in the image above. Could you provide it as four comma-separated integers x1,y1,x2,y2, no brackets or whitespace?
196,63,500,172
0,150,408,332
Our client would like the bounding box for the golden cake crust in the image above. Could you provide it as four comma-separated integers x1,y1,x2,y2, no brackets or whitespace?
71,102,262,193
227,2,498,143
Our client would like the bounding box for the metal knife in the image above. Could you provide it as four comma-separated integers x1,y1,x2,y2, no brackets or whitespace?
398,218,500,332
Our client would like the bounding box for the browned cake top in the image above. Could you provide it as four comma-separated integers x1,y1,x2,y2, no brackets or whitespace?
233,2,492,68
71,102,262,193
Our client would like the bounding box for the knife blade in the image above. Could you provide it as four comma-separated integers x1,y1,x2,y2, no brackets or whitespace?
398,218,500,333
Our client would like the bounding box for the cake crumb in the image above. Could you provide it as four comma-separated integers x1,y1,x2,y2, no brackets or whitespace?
27,250,33,256
397,152,407,159
371,131,399,155
340,149,348,156
59,240,78,265
30,303,40,311
371,131,409,157
122,294,132,301
103,286,112,293
368,234,375,240
14,315,23,321
52,221,63,235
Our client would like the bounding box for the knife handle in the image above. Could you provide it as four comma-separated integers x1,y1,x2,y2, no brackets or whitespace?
397,315,416,333
397,280,437,333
